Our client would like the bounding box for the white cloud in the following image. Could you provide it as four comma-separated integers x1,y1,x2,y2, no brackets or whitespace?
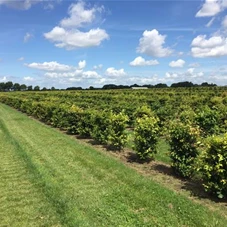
165,69,204,82
45,70,83,78
206,17,215,27
26,61,73,71
222,15,227,28
60,1,103,28
78,60,86,69
24,32,33,43
191,34,227,57
129,56,159,66
105,67,126,77
45,70,101,80
44,1,108,50
0,0,36,10
23,76,34,81
137,29,173,57
0,0,58,10
196,0,222,17
44,27,108,50
187,68,195,74
82,71,101,79
188,62,201,67
0,76,7,82
169,59,185,68
93,64,103,70
196,0,227,17
18,57,24,61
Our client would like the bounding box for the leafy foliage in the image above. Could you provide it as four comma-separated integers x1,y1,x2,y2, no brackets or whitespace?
198,134,227,199
134,115,159,160
169,122,200,178
107,111,129,150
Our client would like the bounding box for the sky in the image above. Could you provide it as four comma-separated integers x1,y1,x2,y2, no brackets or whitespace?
0,0,227,88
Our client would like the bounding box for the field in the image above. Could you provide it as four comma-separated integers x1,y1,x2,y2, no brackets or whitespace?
0,87,227,226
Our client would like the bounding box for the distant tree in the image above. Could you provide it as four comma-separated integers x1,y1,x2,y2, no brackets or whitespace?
20,84,27,91
66,87,82,90
102,84,118,89
89,86,94,90
171,81,194,88
0,82,5,91
13,83,21,91
27,85,33,91
130,84,140,88
34,85,40,91
154,83,168,88
5,81,13,91
51,86,56,91
201,82,217,87
41,87,47,91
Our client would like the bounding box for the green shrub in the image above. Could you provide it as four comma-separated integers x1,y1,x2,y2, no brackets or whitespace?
199,134,227,199
134,115,159,160
77,110,93,137
195,106,220,136
107,111,128,150
90,111,109,144
169,122,200,178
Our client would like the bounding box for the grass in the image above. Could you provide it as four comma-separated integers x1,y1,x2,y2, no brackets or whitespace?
0,103,226,226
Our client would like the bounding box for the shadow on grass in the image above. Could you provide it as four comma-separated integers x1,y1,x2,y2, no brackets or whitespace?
153,163,227,204
126,151,153,164
182,180,227,204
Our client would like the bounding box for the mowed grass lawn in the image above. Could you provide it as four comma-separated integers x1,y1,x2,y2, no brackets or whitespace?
0,103,226,227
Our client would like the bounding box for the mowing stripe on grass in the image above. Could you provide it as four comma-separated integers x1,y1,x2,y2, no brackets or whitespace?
0,120,61,226
0,103,226,227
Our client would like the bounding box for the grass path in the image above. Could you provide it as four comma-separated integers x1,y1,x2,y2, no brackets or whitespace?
0,103,226,226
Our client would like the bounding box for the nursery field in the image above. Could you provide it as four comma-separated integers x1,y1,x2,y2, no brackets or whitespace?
0,103,227,226
0,87,227,226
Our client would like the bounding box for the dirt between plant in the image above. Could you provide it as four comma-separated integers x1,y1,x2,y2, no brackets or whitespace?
74,136,227,219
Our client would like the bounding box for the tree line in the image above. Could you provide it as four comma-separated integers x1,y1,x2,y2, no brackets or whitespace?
0,81,218,92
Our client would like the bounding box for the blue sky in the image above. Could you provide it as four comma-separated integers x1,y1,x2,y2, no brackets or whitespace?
0,0,227,88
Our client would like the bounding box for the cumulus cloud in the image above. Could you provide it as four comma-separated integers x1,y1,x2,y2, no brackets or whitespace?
25,61,73,71
196,0,220,17
165,69,204,81
137,29,173,57
24,32,33,43
129,56,159,66
60,1,104,28
78,60,86,69
44,27,108,50
169,59,185,68
191,34,227,57
45,70,101,79
195,0,227,17
44,1,108,50
23,76,34,81
105,67,126,77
